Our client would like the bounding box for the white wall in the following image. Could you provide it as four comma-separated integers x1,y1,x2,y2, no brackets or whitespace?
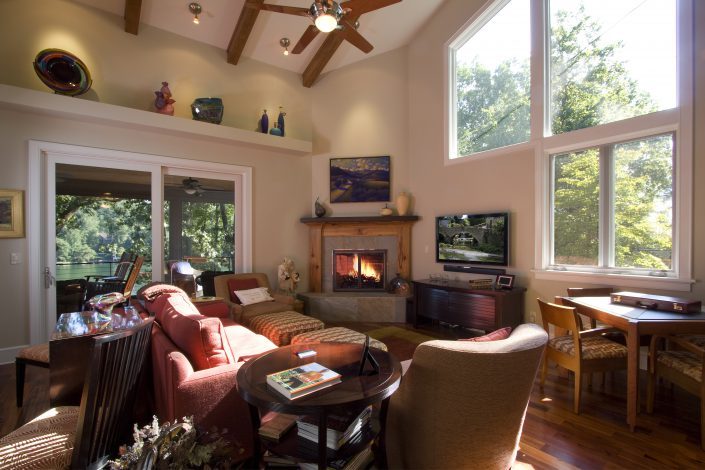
0,0,312,359
310,48,410,216
404,0,705,318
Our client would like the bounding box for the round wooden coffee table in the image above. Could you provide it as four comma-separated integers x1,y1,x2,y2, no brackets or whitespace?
236,342,402,470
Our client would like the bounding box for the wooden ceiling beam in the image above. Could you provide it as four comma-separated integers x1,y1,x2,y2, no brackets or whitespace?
124,0,142,35
302,15,361,88
227,0,265,65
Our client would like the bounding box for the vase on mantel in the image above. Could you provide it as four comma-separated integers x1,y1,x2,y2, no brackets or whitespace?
396,192,410,216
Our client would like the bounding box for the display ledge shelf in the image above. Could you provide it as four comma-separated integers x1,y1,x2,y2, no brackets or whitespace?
0,84,312,155
300,215,419,223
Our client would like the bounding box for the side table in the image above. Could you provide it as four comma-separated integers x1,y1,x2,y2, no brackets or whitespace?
236,342,402,470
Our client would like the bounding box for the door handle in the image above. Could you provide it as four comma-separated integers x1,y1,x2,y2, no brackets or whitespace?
44,267,55,289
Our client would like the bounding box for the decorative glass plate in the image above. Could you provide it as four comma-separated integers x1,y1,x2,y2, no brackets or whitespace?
33,48,92,96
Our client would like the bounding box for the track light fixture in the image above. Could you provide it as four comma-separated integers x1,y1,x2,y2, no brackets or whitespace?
280,37,290,56
189,2,202,24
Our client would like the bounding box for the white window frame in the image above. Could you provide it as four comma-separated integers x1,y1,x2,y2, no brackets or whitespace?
445,0,693,290
534,0,693,291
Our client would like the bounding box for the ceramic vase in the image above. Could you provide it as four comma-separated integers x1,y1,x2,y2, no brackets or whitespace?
396,192,411,216
260,109,268,133
314,197,326,217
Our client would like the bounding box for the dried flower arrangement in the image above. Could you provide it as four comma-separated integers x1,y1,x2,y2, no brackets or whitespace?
109,415,242,469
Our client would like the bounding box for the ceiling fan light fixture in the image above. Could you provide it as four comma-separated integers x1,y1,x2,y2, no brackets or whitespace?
310,1,343,33
184,187,198,195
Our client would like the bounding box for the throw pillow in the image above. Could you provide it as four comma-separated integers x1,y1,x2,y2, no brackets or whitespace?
234,287,275,306
459,326,513,342
227,278,259,304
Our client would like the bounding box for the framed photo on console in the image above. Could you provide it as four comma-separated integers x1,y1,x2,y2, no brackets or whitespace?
495,274,515,290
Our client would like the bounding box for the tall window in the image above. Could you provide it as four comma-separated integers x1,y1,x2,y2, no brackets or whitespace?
449,0,530,158
447,0,691,285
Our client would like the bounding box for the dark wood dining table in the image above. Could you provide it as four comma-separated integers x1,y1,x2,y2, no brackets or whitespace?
558,295,705,431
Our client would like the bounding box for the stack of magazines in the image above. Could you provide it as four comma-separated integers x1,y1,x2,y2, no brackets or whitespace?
297,406,372,450
297,446,374,470
266,362,342,399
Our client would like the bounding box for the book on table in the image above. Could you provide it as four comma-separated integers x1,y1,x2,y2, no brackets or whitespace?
297,406,373,450
266,362,342,399
259,412,298,442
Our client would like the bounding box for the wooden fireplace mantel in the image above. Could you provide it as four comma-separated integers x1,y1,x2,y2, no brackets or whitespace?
300,216,420,292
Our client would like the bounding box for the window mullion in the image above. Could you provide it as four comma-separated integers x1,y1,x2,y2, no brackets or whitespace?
600,145,615,269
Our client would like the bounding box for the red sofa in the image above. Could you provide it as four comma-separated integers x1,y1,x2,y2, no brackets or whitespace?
142,285,277,459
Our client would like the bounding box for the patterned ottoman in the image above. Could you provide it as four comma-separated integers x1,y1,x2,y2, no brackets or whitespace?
291,327,388,351
247,311,324,346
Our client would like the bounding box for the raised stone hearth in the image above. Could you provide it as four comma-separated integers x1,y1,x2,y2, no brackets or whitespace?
297,292,407,323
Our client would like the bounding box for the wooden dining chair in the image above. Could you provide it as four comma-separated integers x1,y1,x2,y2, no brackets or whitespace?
647,334,705,449
1,319,153,468
15,343,50,407
538,298,628,413
566,287,615,329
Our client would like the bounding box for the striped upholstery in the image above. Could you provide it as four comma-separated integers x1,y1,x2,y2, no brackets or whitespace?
549,335,627,360
657,350,702,383
17,343,49,363
292,327,388,352
0,406,78,469
247,311,324,346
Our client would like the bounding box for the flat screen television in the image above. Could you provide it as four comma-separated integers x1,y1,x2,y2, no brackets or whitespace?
435,212,509,266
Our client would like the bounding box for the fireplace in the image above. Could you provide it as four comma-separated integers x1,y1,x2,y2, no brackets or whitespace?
333,249,386,292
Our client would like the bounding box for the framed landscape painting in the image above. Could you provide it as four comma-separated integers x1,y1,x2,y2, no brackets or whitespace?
0,189,24,238
330,156,390,203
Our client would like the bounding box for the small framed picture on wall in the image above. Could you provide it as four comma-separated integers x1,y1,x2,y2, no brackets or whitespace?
495,274,515,290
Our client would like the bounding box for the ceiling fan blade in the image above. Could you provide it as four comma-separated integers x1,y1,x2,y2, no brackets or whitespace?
293,25,320,54
341,0,401,16
340,19,373,53
247,3,310,17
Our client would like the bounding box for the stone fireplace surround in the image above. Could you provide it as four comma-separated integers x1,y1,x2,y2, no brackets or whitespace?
299,216,418,323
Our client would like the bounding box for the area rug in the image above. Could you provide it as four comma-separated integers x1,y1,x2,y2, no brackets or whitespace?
364,326,442,361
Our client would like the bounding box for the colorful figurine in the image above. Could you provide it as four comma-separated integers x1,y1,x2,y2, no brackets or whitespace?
154,81,175,116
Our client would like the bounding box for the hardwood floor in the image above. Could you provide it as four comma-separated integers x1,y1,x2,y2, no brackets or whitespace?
2,322,704,469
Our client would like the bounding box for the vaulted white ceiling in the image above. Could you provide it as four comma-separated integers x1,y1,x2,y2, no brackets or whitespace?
71,0,444,77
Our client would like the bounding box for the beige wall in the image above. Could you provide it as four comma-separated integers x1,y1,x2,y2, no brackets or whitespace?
403,0,705,320
0,0,312,358
310,48,410,216
0,0,312,140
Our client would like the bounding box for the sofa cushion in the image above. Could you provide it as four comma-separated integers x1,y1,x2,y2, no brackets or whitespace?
158,294,234,370
459,327,513,342
227,278,259,304
222,320,277,362
234,287,274,306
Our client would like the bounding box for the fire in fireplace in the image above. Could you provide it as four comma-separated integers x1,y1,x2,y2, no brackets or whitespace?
333,249,386,291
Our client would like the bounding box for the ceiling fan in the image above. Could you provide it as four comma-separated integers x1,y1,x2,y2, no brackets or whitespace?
181,177,205,196
247,0,401,56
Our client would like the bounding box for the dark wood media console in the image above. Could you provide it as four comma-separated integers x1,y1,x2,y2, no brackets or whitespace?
412,279,525,331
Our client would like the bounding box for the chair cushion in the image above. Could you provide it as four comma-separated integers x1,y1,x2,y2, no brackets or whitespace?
549,335,628,360
17,343,50,363
676,334,705,349
158,294,234,370
459,327,512,342
657,350,702,383
227,278,259,304
0,406,78,469
234,287,274,306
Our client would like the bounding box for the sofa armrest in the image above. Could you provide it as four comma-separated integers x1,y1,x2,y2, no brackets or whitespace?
173,363,253,459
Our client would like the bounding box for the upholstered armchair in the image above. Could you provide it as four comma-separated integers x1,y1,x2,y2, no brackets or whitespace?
384,323,548,469
213,273,302,324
